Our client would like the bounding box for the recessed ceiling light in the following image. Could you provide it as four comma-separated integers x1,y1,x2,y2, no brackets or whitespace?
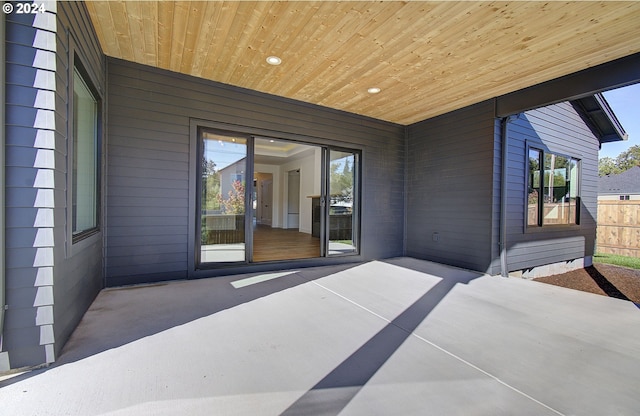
367,87,381,94
266,56,282,65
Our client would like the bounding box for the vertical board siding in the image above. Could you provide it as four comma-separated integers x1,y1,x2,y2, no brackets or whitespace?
502,101,600,272
405,100,497,272
106,59,405,284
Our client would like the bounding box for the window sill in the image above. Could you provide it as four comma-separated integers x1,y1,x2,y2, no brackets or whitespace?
525,224,581,234
69,228,102,257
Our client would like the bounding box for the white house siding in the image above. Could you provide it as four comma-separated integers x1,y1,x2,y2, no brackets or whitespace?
599,195,640,201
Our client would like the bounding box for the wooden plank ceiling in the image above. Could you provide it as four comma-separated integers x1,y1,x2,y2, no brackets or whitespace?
86,1,640,125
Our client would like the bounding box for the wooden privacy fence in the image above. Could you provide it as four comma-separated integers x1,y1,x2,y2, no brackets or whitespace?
597,200,640,257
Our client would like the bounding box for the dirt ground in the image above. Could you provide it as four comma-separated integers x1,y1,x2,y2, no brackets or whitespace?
534,263,640,304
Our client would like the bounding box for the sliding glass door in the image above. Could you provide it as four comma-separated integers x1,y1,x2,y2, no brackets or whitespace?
196,127,359,267
252,138,322,262
198,130,248,263
328,149,358,255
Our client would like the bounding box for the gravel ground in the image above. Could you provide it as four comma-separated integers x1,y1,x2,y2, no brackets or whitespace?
534,263,640,304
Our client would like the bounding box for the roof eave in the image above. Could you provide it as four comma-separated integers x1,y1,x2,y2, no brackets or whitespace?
571,93,628,144
594,93,628,143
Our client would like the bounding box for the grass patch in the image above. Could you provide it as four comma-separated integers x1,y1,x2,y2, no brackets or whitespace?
594,253,640,270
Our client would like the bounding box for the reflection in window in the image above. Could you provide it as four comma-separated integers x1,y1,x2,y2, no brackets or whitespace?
328,150,358,255
200,131,247,263
528,148,580,227
527,149,541,226
72,67,99,239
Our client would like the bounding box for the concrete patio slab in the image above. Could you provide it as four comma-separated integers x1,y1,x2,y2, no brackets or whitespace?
1,258,639,415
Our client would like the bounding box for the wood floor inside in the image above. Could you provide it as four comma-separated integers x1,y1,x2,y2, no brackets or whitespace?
252,224,320,262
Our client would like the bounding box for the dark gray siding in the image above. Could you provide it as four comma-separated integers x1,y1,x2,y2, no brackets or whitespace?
3,2,104,368
52,1,105,361
489,119,504,275
0,10,6,371
500,101,599,272
4,3,60,368
405,100,497,273
105,59,405,284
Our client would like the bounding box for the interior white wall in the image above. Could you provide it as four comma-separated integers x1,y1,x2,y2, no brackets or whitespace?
280,148,322,234
254,164,281,228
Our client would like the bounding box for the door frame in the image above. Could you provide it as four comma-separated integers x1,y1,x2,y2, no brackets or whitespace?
189,119,361,276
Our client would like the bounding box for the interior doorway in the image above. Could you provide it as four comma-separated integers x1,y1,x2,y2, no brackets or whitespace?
254,172,273,226
252,138,321,262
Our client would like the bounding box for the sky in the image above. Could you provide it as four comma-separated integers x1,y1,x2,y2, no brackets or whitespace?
600,83,640,159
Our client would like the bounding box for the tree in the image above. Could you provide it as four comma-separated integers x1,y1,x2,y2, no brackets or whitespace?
219,180,245,214
616,145,640,172
330,158,353,204
201,157,221,211
599,156,620,176
202,158,217,178
599,145,640,176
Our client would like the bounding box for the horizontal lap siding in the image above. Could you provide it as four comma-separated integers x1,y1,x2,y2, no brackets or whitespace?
106,59,405,283
52,2,105,361
490,119,503,274
4,6,59,366
504,101,599,271
4,1,104,367
406,100,496,273
105,76,190,280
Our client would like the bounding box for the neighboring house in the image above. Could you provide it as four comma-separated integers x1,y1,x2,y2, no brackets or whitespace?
597,167,640,257
0,2,636,371
598,166,640,200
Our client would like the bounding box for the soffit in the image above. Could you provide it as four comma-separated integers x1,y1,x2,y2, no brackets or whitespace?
86,1,640,125
573,94,628,143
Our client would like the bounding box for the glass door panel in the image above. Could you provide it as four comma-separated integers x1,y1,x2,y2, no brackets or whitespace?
328,149,358,255
199,130,247,263
252,137,322,261
195,128,361,266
